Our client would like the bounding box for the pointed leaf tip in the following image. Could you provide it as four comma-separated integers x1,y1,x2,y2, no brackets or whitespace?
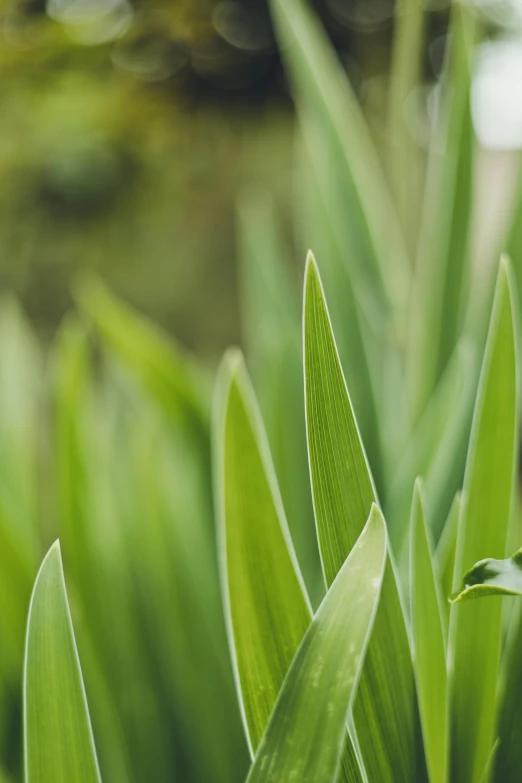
24,542,101,783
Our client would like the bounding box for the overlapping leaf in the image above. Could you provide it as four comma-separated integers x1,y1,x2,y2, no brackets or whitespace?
215,350,364,781
448,259,517,783
303,254,427,783
410,480,447,783
246,506,386,783
270,0,410,341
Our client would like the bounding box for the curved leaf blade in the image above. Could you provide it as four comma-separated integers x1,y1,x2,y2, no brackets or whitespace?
24,541,102,783
408,3,476,419
214,350,312,754
246,506,386,783
270,0,410,337
215,351,365,781
448,259,518,783
451,547,522,601
303,254,427,782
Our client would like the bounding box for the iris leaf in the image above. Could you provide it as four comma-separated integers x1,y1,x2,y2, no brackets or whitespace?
448,259,517,783
24,542,102,783
246,506,386,783
410,480,447,783
215,350,365,781
303,254,427,782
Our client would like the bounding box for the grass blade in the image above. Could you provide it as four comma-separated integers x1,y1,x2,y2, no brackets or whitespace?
387,0,426,254
294,135,385,495
409,3,476,420
410,480,447,783
387,341,476,556
303,254,427,782
270,0,410,339
448,258,517,783
214,349,312,754
215,350,365,781
436,492,461,620
24,542,101,783
237,190,321,601
246,506,386,783
493,602,522,782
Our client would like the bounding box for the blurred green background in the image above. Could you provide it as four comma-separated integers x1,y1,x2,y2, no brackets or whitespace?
1,0,521,351
0,0,456,353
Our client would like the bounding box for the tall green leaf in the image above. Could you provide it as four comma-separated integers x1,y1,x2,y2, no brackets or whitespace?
215,350,364,781
24,542,102,783
237,190,321,601
270,0,410,341
387,341,477,556
303,254,427,782
294,128,386,496
408,3,477,420
436,492,461,620
387,0,426,255
448,259,517,783
214,349,311,753
410,480,447,783
246,506,386,783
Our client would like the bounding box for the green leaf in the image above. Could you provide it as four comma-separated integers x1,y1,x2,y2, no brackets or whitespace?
451,547,522,601
24,541,102,783
215,350,365,782
387,0,426,254
408,3,477,419
493,600,522,783
214,349,312,754
294,134,386,497
387,341,476,556
270,0,410,340
448,259,518,783
236,190,322,602
303,254,427,782
436,492,461,621
410,480,447,783
246,506,387,783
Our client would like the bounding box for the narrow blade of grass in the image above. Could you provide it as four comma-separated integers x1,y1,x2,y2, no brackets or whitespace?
270,0,410,340
387,0,426,254
303,254,427,782
493,602,522,782
436,492,462,621
408,3,477,420
294,135,385,495
387,341,476,556
215,350,365,781
246,506,386,783
410,480,447,783
451,547,522,601
237,190,321,602
24,542,102,783
448,259,517,783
